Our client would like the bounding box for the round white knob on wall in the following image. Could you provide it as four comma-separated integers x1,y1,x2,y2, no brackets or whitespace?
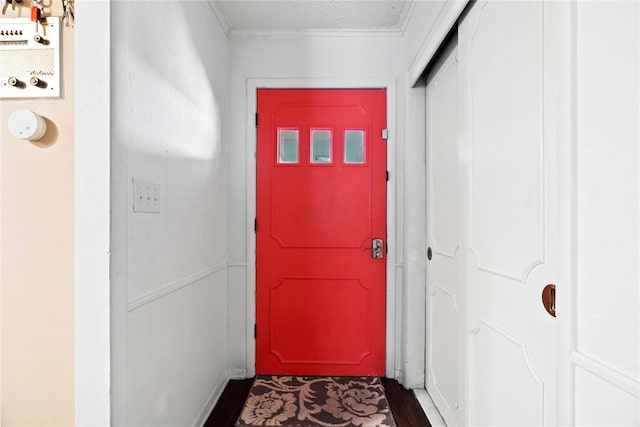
8,109,47,141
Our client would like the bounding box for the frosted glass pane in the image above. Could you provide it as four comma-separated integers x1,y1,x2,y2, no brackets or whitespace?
345,130,365,164
311,130,332,163
278,129,298,163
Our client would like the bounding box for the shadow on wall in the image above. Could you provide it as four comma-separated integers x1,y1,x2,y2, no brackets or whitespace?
32,117,59,148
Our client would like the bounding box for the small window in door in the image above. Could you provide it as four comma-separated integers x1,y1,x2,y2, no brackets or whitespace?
344,130,365,164
311,129,332,164
278,129,299,164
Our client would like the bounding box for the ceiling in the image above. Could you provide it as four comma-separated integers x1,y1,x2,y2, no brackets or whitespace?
212,0,413,34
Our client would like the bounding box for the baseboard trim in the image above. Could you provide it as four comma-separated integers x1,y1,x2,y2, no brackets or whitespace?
229,368,249,379
414,389,447,427
228,262,247,269
194,374,229,427
128,262,228,312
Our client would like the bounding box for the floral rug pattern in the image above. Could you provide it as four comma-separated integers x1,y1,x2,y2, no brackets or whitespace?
236,376,397,427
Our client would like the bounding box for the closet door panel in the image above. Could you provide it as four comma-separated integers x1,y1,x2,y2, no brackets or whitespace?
459,1,558,425
467,0,543,281
425,40,460,427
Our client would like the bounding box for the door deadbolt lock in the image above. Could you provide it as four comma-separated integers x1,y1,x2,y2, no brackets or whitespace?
367,238,384,259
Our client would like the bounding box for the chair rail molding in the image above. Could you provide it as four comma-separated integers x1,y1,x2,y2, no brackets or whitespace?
127,262,229,312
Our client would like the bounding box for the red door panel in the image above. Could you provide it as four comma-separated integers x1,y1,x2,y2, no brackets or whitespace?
256,89,387,376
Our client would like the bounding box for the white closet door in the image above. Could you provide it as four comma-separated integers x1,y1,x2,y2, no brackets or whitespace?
459,1,558,425
425,39,460,427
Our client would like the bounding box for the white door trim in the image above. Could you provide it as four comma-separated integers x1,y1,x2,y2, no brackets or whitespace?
408,0,470,87
245,78,398,377
554,2,578,425
74,0,111,424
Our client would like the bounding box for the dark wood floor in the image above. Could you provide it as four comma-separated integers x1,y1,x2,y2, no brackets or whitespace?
204,377,431,427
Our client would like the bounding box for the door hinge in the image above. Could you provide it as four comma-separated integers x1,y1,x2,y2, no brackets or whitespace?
255,112,258,128
254,218,257,233
254,324,257,339
382,129,389,140
386,171,389,182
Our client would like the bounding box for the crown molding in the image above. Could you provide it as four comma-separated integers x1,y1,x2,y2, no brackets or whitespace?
207,0,232,37
229,27,403,38
209,0,414,39
398,0,417,36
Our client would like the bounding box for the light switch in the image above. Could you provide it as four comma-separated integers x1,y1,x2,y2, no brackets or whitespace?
133,179,160,213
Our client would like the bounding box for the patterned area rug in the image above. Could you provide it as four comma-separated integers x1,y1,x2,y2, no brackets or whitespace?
236,376,397,427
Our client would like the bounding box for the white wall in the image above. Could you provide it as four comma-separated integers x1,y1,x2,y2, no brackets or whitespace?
226,33,404,379
110,2,230,425
398,1,461,388
573,2,640,424
398,77,428,389
397,0,451,390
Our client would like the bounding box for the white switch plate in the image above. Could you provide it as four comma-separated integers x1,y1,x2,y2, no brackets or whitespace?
133,179,160,213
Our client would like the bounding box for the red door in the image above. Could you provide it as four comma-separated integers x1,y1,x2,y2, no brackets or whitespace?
256,89,387,376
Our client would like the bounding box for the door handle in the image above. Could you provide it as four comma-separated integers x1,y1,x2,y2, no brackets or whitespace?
365,238,384,259
542,284,556,317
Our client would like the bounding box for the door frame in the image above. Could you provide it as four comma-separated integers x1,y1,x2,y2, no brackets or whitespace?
245,79,398,377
